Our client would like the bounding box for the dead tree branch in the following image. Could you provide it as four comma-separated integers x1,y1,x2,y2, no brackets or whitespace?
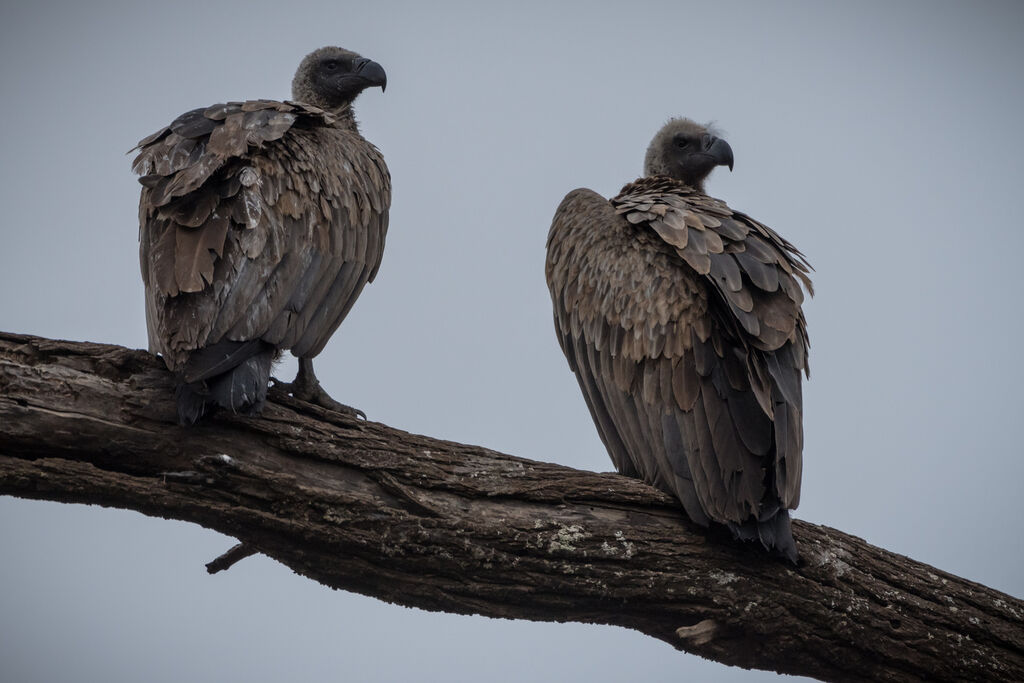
1,331,1021,682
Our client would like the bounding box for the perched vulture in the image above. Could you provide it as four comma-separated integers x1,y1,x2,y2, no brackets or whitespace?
134,46,390,424
545,118,812,561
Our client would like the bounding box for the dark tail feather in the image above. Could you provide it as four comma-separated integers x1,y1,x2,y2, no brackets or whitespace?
181,339,269,384
727,510,798,563
175,341,275,424
175,383,210,425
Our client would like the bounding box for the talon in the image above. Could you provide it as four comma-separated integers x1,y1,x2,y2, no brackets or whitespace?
276,358,365,419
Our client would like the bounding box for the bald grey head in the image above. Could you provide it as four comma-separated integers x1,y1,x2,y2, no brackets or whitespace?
644,118,734,193
291,46,387,112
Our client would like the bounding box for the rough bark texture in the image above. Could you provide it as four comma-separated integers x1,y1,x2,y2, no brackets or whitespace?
1,331,1021,682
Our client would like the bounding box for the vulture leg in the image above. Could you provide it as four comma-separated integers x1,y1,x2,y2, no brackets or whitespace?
274,357,365,419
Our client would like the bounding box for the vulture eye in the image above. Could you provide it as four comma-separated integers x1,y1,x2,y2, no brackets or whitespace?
675,138,690,149
324,61,339,71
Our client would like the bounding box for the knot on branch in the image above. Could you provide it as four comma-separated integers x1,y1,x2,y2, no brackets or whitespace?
675,619,719,646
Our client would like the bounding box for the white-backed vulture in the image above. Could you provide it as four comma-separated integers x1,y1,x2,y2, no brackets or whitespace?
134,46,390,424
545,118,812,561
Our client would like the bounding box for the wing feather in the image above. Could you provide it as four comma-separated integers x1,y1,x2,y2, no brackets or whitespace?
137,100,390,371
546,175,811,543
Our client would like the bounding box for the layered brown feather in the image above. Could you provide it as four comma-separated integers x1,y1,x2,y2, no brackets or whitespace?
136,100,390,371
546,176,811,534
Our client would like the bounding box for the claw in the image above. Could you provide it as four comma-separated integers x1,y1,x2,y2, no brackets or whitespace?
272,358,365,419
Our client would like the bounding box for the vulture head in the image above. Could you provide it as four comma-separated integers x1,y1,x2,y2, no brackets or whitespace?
644,118,734,193
292,46,387,111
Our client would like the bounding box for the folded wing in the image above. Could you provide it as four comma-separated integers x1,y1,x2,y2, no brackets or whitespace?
546,178,811,559
135,100,390,373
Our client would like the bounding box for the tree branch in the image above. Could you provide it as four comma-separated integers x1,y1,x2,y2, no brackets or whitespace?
1,331,1021,682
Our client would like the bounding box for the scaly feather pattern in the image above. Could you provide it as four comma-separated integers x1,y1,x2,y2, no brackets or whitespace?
546,175,811,561
136,96,389,420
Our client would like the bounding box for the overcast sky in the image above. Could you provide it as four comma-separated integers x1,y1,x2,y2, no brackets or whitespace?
2,1,1022,681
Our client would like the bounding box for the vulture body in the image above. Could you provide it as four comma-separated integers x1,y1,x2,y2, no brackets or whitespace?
545,118,812,561
134,47,390,424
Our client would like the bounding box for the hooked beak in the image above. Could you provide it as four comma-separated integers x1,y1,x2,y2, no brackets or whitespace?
702,135,734,171
353,58,387,93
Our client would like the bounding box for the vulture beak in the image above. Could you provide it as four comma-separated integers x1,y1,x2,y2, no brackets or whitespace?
703,135,734,171
354,58,388,93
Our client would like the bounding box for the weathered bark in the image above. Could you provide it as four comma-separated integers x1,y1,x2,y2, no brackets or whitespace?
1,331,1021,682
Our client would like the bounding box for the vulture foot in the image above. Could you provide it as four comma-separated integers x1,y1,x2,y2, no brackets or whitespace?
273,357,366,420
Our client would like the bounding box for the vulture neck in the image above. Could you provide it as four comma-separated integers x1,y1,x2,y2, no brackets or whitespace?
678,175,709,195
647,173,708,195
327,104,360,131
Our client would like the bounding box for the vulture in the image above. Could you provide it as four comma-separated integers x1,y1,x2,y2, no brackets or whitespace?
134,46,390,424
545,118,812,561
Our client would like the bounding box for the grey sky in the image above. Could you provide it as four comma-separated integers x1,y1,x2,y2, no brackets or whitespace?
2,1,1022,680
